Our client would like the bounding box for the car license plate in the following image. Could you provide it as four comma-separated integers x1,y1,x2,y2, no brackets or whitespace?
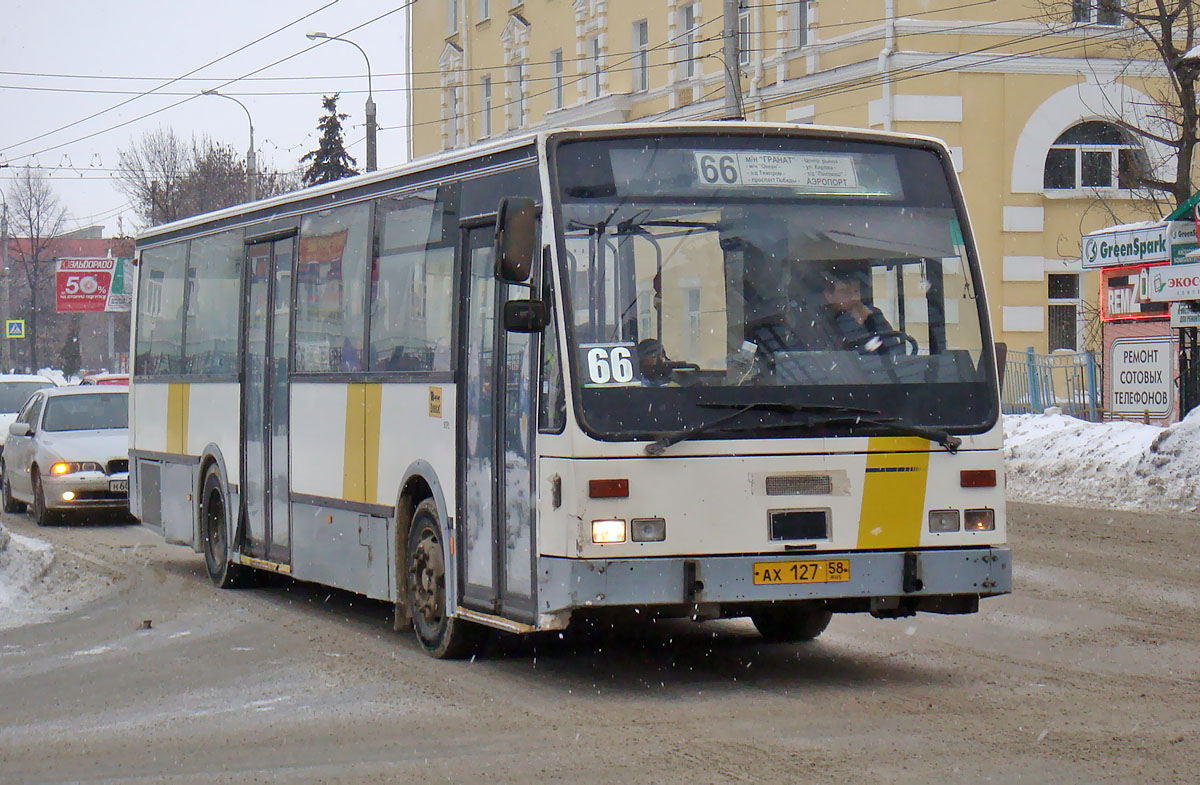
752,559,850,585
109,479,128,493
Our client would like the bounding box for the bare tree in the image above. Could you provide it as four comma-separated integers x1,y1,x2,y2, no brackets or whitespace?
4,167,68,369
117,128,300,227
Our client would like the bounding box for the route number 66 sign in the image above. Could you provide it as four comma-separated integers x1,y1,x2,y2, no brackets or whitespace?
580,343,638,387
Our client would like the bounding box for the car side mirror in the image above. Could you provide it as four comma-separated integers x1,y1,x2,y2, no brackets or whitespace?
495,197,539,284
503,299,549,333
8,422,31,437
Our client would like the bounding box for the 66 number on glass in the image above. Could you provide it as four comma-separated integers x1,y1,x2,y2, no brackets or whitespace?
587,346,634,385
698,154,740,185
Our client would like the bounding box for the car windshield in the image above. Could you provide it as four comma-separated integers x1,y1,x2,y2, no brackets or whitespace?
0,382,52,413
552,133,997,440
41,393,129,432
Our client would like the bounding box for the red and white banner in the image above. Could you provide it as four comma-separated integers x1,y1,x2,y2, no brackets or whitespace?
56,258,116,313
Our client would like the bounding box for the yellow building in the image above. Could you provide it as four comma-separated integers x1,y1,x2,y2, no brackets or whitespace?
409,0,1176,354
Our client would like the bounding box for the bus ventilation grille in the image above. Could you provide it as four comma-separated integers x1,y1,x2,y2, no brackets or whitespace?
765,475,832,496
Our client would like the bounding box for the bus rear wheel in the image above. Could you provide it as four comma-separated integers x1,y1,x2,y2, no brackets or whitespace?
751,605,833,643
201,468,245,588
406,499,484,659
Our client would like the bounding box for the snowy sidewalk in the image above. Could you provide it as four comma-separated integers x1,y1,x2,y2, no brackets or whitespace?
1004,409,1200,514
0,523,56,631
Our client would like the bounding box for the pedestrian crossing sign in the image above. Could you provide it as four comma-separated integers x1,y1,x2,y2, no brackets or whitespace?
5,320,24,339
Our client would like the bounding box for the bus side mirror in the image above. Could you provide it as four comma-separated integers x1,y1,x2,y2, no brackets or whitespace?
503,300,549,333
495,197,539,283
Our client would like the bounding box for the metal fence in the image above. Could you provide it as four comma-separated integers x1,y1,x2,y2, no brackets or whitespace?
1002,347,1102,421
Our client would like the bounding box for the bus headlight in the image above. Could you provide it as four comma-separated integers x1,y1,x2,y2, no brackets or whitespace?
928,510,960,533
964,509,995,531
631,517,666,542
591,519,626,544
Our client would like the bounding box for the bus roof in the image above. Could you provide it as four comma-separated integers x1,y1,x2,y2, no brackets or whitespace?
134,121,951,247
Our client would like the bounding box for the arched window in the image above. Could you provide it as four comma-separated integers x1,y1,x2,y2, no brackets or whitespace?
1043,120,1148,191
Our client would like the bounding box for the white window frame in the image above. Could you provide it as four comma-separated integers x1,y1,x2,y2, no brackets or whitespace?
1073,0,1121,26
550,50,564,109
588,35,603,98
1047,273,1083,352
1045,144,1140,192
680,4,698,79
738,3,751,67
477,0,489,21
446,85,459,148
510,63,527,128
789,0,809,49
447,0,458,33
632,20,649,92
480,75,492,137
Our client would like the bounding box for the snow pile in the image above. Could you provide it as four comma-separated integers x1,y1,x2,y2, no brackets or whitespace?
1004,409,1200,513
0,524,56,629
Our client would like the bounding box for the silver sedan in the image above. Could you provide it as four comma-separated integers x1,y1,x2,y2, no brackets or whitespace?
1,386,130,526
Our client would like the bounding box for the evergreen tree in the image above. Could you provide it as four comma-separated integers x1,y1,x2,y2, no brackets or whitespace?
300,94,359,187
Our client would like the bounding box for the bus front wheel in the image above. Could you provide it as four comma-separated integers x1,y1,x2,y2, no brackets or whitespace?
201,468,245,589
751,605,832,643
406,499,485,659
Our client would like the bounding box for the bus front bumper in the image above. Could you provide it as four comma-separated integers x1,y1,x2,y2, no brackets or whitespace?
537,546,1010,619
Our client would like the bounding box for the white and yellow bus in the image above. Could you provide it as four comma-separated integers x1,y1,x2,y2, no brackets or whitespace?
131,123,1010,658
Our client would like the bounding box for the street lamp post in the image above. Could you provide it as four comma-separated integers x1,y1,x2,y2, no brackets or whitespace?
307,31,377,172
201,89,257,201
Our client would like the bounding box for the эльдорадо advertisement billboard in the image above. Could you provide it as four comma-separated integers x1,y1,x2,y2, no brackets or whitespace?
55,258,132,313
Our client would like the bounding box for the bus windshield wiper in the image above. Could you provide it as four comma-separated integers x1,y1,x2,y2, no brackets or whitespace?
644,402,878,457
644,403,961,456
750,413,962,453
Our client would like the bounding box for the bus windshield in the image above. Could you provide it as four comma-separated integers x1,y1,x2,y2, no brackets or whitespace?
552,133,997,441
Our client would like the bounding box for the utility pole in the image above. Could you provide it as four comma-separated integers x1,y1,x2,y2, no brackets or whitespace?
723,0,742,119
1,202,8,372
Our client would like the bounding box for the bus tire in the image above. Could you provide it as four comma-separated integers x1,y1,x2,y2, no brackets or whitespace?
406,499,484,659
201,467,245,589
751,605,832,643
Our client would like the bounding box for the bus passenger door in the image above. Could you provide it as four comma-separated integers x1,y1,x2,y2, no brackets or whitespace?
458,223,537,622
241,236,294,565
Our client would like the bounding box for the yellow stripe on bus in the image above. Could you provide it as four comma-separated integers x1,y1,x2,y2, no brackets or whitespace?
165,383,190,454
343,384,383,504
344,384,367,502
364,384,382,505
856,437,930,549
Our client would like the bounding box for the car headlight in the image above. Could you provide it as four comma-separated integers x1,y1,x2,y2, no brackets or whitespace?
50,461,103,475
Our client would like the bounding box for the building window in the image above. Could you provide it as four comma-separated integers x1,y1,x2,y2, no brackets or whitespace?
680,4,698,79
632,20,649,91
446,86,459,147
550,50,564,109
588,35,602,98
480,75,492,137
1043,121,1148,191
1072,0,1121,25
1048,274,1081,351
510,63,526,128
447,0,458,33
789,0,809,48
478,0,489,21
738,2,751,66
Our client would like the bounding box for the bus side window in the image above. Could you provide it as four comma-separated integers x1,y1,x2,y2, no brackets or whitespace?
295,203,372,373
539,271,566,433
183,229,243,374
136,243,188,376
369,183,459,373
